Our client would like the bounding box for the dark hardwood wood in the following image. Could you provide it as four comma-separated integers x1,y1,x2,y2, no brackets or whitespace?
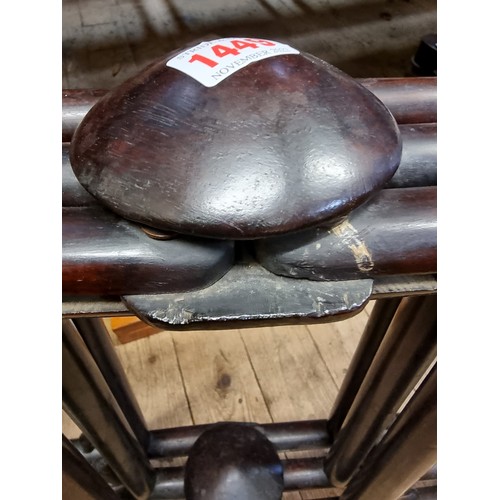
62,320,155,499
72,318,150,450
255,187,436,280
62,78,437,141
388,124,436,188
62,143,99,207
184,423,284,500
148,419,330,458
69,43,401,239
63,125,436,206
324,295,436,488
340,365,437,500
358,77,437,124
62,206,234,296
136,456,436,498
62,435,120,500
328,297,402,439
62,89,107,142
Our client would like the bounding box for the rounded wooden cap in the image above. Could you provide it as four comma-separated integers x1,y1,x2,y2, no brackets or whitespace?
70,39,401,239
184,422,283,500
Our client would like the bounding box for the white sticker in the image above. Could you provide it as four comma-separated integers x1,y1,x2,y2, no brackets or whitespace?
166,38,300,87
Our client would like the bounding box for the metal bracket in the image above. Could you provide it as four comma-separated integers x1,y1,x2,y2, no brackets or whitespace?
122,261,373,330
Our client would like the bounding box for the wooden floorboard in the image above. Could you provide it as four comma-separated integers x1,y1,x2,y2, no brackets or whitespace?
171,328,272,425
241,321,364,499
62,312,368,499
114,330,193,431
241,325,339,422
62,307,372,435
307,304,372,391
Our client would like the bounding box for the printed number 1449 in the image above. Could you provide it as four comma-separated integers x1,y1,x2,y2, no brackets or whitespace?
189,39,276,68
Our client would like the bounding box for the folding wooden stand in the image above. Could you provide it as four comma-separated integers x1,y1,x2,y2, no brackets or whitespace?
62,296,436,499
62,76,437,499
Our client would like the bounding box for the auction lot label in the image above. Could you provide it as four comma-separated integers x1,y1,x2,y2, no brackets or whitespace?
166,38,300,87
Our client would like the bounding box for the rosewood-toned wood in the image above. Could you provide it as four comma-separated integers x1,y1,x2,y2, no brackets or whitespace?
70,44,401,239
62,78,437,141
388,124,436,188
357,77,437,124
62,206,234,296
340,365,437,500
72,317,150,450
324,295,437,488
62,89,108,142
255,186,436,280
184,422,284,500
62,319,155,499
62,143,100,207
328,297,402,439
62,125,436,206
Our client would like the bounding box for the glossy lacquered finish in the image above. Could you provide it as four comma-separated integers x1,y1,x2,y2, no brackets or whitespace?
255,187,437,280
63,126,436,207
148,419,330,458
70,44,401,239
328,297,402,439
62,143,99,206
324,295,437,488
69,461,437,500
388,124,436,188
72,318,150,450
358,77,437,124
184,423,284,500
62,78,437,141
151,457,331,498
62,319,155,499
62,206,234,296
62,89,107,142
340,366,437,500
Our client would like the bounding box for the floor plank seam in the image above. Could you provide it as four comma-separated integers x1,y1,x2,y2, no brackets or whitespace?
306,325,341,394
170,335,196,426
238,329,276,423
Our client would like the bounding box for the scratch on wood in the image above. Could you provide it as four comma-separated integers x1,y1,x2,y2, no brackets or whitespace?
330,219,374,272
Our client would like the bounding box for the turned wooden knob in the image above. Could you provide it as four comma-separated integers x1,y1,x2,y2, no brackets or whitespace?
70,38,401,239
184,422,284,500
